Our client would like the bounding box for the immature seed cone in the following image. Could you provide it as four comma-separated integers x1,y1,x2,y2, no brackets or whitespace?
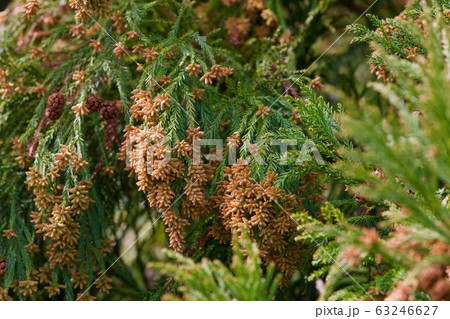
104,118,120,150
99,101,120,120
86,94,103,112
45,92,65,120
0,257,5,277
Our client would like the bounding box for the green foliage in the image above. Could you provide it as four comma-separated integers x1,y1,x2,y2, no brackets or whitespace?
341,2,450,241
0,0,353,300
149,233,281,301
318,1,450,300
0,0,432,302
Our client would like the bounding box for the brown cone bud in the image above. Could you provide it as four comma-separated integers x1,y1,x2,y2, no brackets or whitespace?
86,94,103,113
99,101,120,120
45,92,65,121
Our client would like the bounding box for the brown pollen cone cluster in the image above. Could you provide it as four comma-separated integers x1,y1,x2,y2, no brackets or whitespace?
121,87,225,252
68,0,111,22
120,107,216,252
212,161,302,281
122,88,325,282
25,145,89,268
21,145,113,299
221,0,283,45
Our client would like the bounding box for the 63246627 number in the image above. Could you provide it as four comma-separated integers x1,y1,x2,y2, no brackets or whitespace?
375,306,438,316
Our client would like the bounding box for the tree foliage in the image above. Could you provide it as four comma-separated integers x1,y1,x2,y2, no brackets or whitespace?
0,0,448,301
